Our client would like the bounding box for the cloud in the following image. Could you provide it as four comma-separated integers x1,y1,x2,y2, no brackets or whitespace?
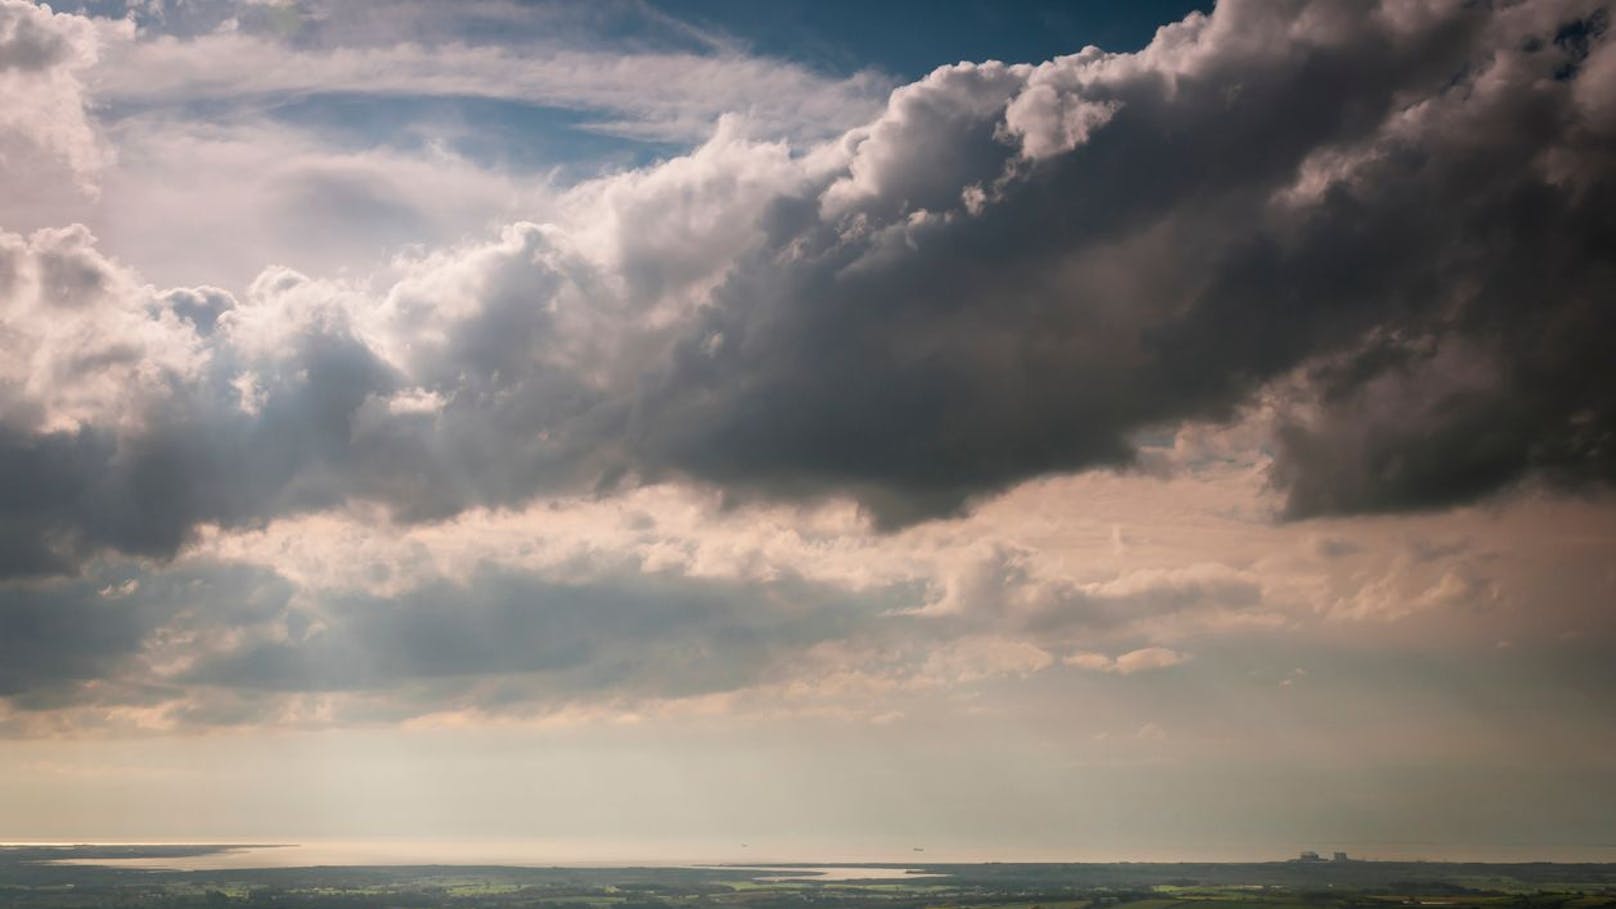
178,568,872,706
88,114,561,290
1067,646,1190,674
1329,544,1502,622
610,0,1616,525
1,449,1610,734
0,548,911,730
1,0,1612,579
917,636,1054,685
0,0,114,187
7,6,1616,817
1258,2,1616,516
0,224,205,432
0,561,290,711
91,19,889,145
1009,562,1271,645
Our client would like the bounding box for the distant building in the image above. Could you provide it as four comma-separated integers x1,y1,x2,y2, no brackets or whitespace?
1291,849,1352,863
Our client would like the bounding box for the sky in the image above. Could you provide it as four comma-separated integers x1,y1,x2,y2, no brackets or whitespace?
1,0,1615,862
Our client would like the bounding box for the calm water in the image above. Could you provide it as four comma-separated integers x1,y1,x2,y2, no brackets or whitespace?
718,867,942,882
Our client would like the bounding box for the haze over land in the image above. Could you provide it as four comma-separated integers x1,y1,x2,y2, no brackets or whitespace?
0,0,1614,861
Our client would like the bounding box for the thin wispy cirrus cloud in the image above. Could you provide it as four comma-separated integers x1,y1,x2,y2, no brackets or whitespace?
1,0,1614,857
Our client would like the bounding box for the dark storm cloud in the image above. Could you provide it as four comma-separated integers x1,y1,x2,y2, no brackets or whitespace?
3,0,1615,580
629,0,1616,523
1269,168,1616,517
